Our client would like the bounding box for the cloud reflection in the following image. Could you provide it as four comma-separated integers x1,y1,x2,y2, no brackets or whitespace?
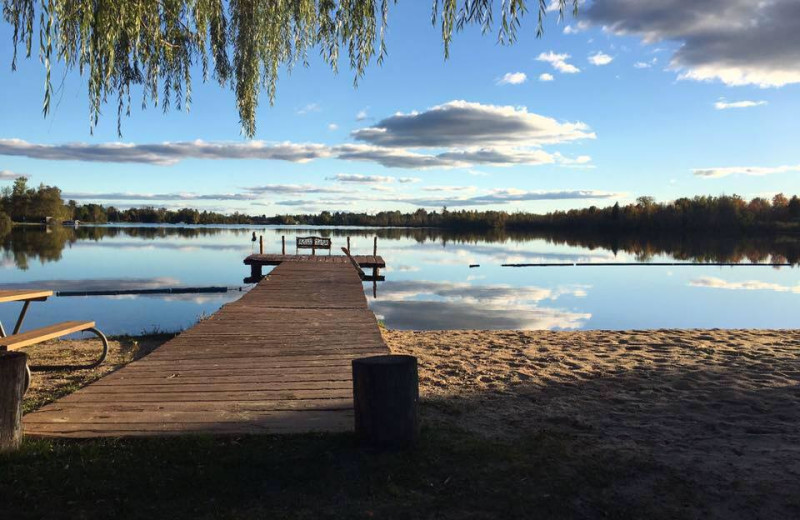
0,277,181,291
690,277,800,294
371,280,591,330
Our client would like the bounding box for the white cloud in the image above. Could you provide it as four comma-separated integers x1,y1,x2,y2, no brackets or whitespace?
296,103,321,115
0,169,28,180
334,144,568,170
326,173,419,184
351,100,594,148
243,184,346,195
690,277,800,294
62,192,257,201
588,52,614,66
539,73,555,82
0,138,332,165
237,188,624,212
356,108,369,121
563,21,589,35
421,185,477,193
693,164,800,179
0,101,596,171
327,173,395,184
553,153,593,167
405,189,624,208
274,199,357,208
713,99,768,110
587,0,800,88
497,72,528,85
536,51,580,74
327,123,339,131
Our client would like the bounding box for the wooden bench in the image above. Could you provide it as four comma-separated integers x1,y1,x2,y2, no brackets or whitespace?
296,236,332,255
0,321,109,393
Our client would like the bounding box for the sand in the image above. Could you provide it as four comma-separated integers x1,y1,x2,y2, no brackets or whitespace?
16,328,800,516
384,329,800,518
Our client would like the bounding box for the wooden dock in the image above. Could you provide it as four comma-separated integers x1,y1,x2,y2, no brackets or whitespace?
244,253,385,283
23,258,388,437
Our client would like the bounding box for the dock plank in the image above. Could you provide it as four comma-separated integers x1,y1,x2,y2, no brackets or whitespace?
23,258,388,438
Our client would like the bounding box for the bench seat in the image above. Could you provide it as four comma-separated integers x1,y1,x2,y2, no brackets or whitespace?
0,321,96,351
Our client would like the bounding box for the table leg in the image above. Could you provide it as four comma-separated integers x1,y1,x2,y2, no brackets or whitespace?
12,301,31,335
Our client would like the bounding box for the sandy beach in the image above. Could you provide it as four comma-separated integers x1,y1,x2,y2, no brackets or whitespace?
385,328,800,518
17,328,800,517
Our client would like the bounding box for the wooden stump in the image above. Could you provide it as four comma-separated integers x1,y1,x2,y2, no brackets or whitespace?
0,351,27,452
352,355,419,448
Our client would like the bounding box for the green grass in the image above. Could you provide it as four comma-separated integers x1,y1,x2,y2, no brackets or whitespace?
0,426,702,519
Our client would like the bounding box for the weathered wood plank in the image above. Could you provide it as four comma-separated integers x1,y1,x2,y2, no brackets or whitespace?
0,290,53,303
24,259,389,438
57,389,354,403
30,399,353,412
1,321,96,351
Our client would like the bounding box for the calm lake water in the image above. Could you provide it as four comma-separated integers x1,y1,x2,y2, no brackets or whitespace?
1,225,799,335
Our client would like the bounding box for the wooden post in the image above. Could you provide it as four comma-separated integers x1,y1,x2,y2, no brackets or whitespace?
352,355,419,449
0,352,27,452
259,235,264,255
281,236,286,255
373,236,378,257
347,236,351,252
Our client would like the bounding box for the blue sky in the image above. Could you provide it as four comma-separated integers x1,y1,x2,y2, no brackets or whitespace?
0,0,798,215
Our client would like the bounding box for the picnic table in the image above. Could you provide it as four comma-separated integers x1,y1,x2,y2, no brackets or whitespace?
0,290,54,338
0,289,108,393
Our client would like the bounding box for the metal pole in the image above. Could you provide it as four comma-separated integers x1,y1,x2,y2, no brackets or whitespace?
12,301,31,335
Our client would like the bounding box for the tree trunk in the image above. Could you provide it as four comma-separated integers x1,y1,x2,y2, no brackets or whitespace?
0,351,27,452
352,355,419,448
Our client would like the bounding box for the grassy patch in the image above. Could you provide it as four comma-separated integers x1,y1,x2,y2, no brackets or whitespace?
0,426,701,519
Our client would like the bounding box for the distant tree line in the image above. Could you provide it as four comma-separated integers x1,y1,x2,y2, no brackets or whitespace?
266,195,800,234
2,178,799,236
4,219,799,270
1,178,252,226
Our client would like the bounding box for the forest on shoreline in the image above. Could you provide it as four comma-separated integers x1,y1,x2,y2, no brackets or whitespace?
2,178,799,236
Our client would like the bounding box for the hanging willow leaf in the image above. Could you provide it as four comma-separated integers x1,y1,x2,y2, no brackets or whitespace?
2,0,577,138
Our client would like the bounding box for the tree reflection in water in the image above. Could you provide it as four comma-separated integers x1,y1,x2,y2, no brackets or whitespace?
3,224,798,270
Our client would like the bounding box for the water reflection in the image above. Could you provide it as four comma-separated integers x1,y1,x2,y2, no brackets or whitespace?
3,224,799,270
0,277,181,291
371,301,590,330
690,277,800,294
371,280,591,330
0,224,798,333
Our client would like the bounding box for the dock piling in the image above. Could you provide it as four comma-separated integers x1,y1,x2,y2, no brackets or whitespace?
0,352,27,452
352,355,419,449
373,236,378,257
281,236,286,255
259,235,264,255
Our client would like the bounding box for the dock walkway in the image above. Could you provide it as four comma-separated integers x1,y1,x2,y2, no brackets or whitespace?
23,258,388,437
